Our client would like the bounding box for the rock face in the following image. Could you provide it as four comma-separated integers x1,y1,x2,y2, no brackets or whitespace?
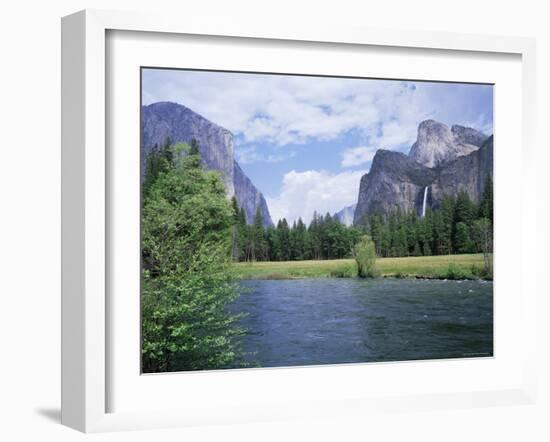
141,102,236,196
353,120,492,225
431,136,493,206
353,151,438,224
141,102,273,226
335,204,356,227
451,124,488,148
409,120,488,168
233,161,273,225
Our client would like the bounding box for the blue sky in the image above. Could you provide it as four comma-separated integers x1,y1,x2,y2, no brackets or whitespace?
142,69,493,224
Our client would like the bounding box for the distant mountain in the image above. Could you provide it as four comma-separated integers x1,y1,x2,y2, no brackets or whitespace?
335,204,356,226
408,120,488,168
353,120,492,225
141,102,273,227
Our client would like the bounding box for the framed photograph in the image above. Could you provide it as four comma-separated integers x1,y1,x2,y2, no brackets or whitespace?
61,9,537,432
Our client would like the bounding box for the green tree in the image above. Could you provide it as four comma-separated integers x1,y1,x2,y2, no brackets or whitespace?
293,218,308,260
472,218,493,277
277,218,291,261
308,212,323,260
431,209,445,255
141,143,243,372
368,214,384,256
230,197,245,262
454,190,476,240
265,227,278,261
419,209,433,256
454,221,474,254
353,235,377,278
440,195,455,254
252,208,267,261
142,139,175,199
237,207,248,261
479,175,494,221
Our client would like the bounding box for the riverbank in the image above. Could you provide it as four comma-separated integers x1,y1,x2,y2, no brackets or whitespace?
233,253,491,280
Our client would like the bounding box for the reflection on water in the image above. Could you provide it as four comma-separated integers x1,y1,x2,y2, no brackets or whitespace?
230,278,493,368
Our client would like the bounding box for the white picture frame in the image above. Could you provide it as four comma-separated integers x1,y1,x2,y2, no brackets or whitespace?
61,9,537,433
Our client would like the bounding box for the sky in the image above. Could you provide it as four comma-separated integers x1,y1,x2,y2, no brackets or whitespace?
142,69,493,225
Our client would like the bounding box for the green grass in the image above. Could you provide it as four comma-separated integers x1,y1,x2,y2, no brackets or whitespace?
233,254,490,280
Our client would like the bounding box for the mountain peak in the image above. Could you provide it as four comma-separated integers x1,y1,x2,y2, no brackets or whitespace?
141,101,273,227
451,124,488,147
409,120,488,168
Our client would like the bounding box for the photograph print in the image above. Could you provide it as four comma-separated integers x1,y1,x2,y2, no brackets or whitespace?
140,68,494,374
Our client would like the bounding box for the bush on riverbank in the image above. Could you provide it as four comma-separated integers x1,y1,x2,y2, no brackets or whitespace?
353,235,378,278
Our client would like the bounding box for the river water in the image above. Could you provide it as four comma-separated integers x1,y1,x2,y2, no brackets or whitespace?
231,278,493,368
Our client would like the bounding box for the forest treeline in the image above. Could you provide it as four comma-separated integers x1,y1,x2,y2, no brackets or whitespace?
360,177,493,258
231,204,363,262
232,175,493,262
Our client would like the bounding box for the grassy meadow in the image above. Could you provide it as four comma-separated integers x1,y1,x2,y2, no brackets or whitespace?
233,253,490,280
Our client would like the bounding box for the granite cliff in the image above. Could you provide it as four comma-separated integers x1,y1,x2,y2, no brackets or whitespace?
141,102,273,226
233,160,273,226
353,150,437,223
409,120,488,168
431,136,493,205
353,120,492,225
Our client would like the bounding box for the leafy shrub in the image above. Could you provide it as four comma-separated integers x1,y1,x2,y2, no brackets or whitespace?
353,235,378,278
443,263,474,280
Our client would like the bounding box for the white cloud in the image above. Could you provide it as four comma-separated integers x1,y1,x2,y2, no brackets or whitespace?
341,146,377,168
142,72,421,148
376,120,418,150
266,169,367,225
143,72,492,158
236,146,296,165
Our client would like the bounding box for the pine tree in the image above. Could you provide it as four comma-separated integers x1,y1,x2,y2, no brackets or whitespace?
454,222,473,254
420,209,434,256
308,212,322,260
265,227,277,261
289,220,299,260
278,218,291,261
440,195,455,254
431,210,444,255
295,218,307,260
453,191,476,253
230,197,241,261
252,208,267,261
368,214,384,256
479,174,493,221
454,190,476,226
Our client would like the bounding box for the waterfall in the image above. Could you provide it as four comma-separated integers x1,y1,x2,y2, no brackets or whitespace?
421,186,429,218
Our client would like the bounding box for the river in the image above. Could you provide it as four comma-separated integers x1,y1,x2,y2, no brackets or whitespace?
230,278,493,368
